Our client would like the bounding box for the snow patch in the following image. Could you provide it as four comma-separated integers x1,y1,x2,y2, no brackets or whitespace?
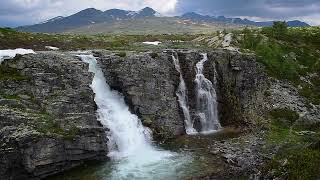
127,11,137,17
0,48,35,63
45,46,59,51
41,16,64,24
142,41,161,45
155,12,162,17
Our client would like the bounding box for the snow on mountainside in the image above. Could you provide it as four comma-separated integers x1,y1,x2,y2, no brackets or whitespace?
40,16,64,24
16,7,162,33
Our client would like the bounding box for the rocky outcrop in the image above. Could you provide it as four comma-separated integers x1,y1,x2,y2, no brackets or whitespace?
0,52,108,179
208,51,269,127
175,50,268,128
95,50,269,138
95,50,184,139
270,80,320,127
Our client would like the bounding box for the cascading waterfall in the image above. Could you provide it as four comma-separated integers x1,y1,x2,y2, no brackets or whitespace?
79,54,153,157
172,54,197,135
194,53,221,134
78,54,191,180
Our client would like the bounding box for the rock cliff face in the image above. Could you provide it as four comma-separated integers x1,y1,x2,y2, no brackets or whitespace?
95,50,268,138
0,52,108,179
95,50,184,139
175,50,268,129
208,51,269,127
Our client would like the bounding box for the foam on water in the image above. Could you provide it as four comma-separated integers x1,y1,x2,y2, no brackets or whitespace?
172,54,197,135
78,54,192,180
195,53,221,133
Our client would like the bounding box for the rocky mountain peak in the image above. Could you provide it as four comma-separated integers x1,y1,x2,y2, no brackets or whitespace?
136,7,160,17
75,8,103,17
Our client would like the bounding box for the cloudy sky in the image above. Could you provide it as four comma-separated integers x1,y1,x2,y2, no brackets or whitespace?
0,0,319,27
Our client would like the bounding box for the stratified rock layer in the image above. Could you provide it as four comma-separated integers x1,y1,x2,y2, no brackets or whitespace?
95,50,184,139
95,50,269,137
0,52,108,180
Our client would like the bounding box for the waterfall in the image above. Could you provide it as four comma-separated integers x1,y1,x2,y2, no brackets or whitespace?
78,54,191,180
79,54,153,158
172,54,197,135
194,53,221,134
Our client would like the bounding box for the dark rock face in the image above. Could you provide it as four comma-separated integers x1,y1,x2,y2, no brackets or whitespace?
95,50,268,138
174,50,268,129
95,50,184,139
207,51,269,127
0,52,108,179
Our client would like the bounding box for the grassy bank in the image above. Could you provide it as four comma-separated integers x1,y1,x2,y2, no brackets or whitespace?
235,26,320,105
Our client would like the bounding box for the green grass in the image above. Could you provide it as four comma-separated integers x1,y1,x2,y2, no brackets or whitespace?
264,106,320,180
265,146,320,180
236,27,320,104
299,76,320,105
1,94,21,100
116,51,127,57
269,108,299,127
36,112,80,140
0,27,201,51
265,124,320,179
0,65,28,81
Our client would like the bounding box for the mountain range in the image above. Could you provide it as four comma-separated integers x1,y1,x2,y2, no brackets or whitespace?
180,12,310,27
16,7,310,34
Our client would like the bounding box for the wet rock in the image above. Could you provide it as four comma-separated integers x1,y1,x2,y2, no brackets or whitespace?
0,52,108,179
94,49,270,138
95,50,184,139
207,50,269,127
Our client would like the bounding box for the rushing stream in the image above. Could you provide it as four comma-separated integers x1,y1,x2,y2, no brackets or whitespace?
77,54,193,180
47,54,227,180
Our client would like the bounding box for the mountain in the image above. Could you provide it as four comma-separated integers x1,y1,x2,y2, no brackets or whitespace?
40,16,64,24
16,7,162,33
180,12,310,27
16,7,310,34
65,17,227,35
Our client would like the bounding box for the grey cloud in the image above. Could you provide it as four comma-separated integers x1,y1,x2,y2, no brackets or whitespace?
0,0,320,27
176,0,320,19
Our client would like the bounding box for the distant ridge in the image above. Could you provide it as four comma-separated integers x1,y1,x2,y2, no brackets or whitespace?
16,7,162,33
180,12,310,27
16,7,310,33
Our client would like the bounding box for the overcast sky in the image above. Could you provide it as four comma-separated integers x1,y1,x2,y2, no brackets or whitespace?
0,0,319,27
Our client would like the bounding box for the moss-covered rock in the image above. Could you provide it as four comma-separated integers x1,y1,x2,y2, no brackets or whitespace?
0,52,108,179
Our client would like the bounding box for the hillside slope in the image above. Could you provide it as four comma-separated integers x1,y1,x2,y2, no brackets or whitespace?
65,17,238,35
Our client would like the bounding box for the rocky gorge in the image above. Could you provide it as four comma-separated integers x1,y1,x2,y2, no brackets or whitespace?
0,49,319,179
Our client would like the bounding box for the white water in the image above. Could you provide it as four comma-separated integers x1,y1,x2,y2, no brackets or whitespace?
172,54,197,135
78,54,192,180
0,48,35,63
195,53,221,134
